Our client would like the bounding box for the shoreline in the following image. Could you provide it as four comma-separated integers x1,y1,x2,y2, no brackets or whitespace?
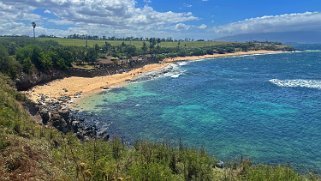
25,50,283,104
163,50,283,62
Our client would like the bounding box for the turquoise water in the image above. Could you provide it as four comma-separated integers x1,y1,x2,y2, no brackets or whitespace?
78,50,321,172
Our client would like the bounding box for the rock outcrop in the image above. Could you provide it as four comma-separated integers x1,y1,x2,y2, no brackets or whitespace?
27,94,109,141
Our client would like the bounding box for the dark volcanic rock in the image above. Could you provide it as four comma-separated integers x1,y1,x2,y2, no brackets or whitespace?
98,130,110,141
35,99,107,140
59,109,70,120
51,112,61,121
39,108,50,124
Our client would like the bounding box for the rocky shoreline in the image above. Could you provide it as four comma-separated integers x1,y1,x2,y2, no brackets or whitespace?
24,93,110,141
24,64,180,141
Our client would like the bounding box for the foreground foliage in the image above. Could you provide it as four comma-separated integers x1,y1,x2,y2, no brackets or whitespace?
0,74,319,180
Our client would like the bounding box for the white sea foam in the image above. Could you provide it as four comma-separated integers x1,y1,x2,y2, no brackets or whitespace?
269,79,321,90
291,50,321,54
134,63,185,81
303,50,321,53
177,61,189,66
163,63,186,78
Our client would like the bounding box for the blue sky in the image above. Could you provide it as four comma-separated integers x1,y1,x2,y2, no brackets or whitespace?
142,0,321,25
1,0,321,39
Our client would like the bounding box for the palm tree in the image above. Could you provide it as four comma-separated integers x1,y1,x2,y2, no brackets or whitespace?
31,22,36,39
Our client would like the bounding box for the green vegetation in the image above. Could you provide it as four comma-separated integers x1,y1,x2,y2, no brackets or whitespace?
0,74,319,180
0,36,293,81
38,37,239,48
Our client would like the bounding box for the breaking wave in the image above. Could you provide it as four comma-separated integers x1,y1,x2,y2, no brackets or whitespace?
269,79,321,90
134,63,185,81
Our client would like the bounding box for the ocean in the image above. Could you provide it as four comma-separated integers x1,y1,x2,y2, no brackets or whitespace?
77,45,321,173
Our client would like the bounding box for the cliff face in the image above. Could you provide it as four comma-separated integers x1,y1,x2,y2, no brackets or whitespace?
15,57,159,91
15,69,67,91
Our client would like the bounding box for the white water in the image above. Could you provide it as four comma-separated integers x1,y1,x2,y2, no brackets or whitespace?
269,79,321,90
134,63,185,81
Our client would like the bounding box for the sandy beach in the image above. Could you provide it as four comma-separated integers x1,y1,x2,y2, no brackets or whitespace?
25,50,281,103
163,50,281,62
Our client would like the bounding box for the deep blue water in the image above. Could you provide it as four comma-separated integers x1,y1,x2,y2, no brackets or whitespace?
77,49,321,172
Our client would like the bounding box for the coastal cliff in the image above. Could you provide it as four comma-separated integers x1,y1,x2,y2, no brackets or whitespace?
16,55,159,91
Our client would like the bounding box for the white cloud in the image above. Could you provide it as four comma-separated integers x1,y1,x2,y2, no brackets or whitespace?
198,24,207,29
183,3,192,8
0,0,198,37
44,9,51,14
175,23,190,31
214,12,321,36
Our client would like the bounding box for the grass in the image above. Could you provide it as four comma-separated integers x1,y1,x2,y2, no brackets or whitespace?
72,63,96,70
0,73,319,180
38,37,236,48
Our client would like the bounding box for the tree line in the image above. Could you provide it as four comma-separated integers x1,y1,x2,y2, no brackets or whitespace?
0,37,294,80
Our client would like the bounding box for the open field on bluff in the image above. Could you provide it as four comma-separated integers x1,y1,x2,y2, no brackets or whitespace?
38,37,235,48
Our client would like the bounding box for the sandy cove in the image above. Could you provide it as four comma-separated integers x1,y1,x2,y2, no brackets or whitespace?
25,50,281,103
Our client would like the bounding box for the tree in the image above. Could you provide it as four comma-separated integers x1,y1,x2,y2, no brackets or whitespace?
94,44,100,51
86,48,98,64
0,45,21,78
31,22,36,39
103,42,111,53
177,41,181,50
31,46,42,69
149,38,156,54
124,45,136,57
0,45,9,73
141,42,148,54
8,42,17,55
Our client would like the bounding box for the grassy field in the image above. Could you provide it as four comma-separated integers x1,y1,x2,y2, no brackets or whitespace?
38,37,235,48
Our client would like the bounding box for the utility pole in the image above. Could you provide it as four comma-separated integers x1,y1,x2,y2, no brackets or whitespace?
31,22,36,39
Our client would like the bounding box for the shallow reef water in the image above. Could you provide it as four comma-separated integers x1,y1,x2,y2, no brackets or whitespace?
78,48,321,173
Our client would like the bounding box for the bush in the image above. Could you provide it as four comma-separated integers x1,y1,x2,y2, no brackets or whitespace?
241,165,304,181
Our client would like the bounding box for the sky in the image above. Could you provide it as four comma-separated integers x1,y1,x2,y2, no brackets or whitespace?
1,0,321,39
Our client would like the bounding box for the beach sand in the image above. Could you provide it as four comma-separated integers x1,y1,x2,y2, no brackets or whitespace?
163,50,280,62
25,50,281,103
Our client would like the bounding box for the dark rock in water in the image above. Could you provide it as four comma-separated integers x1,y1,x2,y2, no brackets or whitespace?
98,130,110,141
216,160,224,168
58,109,70,120
83,126,96,137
